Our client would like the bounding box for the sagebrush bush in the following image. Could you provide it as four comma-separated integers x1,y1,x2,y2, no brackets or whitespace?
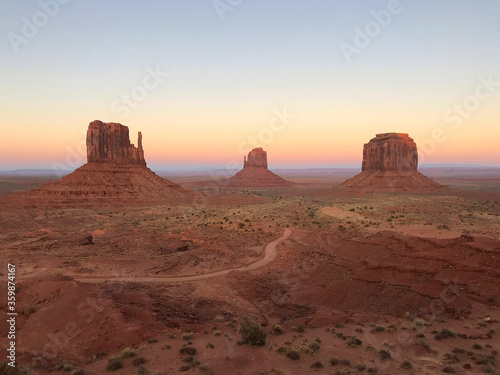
286,350,300,360
121,347,136,358
239,318,266,346
106,358,123,371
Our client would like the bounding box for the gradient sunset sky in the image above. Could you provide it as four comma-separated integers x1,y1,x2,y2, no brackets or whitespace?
1,0,499,171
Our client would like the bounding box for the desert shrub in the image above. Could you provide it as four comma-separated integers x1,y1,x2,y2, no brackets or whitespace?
137,366,148,375
132,357,147,367
442,366,456,373
443,353,460,362
295,325,305,333
371,325,385,333
329,357,339,365
93,352,107,360
273,324,284,334
178,357,200,372
106,358,123,371
309,341,321,353
27,306,36,315
121,347,136,358
72,370,85,375
340,359,351,366
346,336,362,347
57,362,75,371
379,349,392,360
0,363,29,375
286,350,300,360
473,343,482,350
238,318,266,346
311,361,323,369
452,347,465,354
414,318,426,327
182,332,194,340
478,354,497,373
439,329,456,339
355,364,367,370
417,337,431,350
179,347,197,355
213,330,221,336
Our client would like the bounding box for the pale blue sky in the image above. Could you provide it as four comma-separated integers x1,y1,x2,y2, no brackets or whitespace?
0,1,499,170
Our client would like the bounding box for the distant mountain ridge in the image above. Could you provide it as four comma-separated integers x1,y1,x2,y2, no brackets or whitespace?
0,169,71,176
1,165,500,178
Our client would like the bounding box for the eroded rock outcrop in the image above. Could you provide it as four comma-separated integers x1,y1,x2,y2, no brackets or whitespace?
27,121,193,200
87,120,146,165
229,148,293,187
343,133,444,192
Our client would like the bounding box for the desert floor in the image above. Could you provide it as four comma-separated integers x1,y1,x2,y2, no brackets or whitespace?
0,171,499,375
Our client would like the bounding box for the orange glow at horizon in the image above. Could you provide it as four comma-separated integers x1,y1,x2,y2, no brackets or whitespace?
1,105,499,170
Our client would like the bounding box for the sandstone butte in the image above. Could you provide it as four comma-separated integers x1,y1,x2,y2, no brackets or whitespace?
228,147,293,188
342,133,445,192
27,120,193,199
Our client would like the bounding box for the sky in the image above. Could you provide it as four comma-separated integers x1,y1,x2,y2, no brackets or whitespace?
0,0,499,171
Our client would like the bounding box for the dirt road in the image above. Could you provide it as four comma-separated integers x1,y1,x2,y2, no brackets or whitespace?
74,228,292,283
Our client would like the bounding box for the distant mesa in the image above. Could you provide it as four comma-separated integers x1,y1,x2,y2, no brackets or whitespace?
28,120,193,199
343,133,445,192
228,147,293,188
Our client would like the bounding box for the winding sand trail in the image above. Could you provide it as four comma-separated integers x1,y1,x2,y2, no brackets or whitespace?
74,228,292,283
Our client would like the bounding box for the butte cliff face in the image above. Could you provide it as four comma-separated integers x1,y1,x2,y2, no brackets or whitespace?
343,133,444,192
362,133,418,172
244,147,268,169
86,120,146,165
229,147,293,187
28,121,193,200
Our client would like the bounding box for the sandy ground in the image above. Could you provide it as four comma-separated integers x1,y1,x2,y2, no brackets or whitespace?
0,173,499,374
